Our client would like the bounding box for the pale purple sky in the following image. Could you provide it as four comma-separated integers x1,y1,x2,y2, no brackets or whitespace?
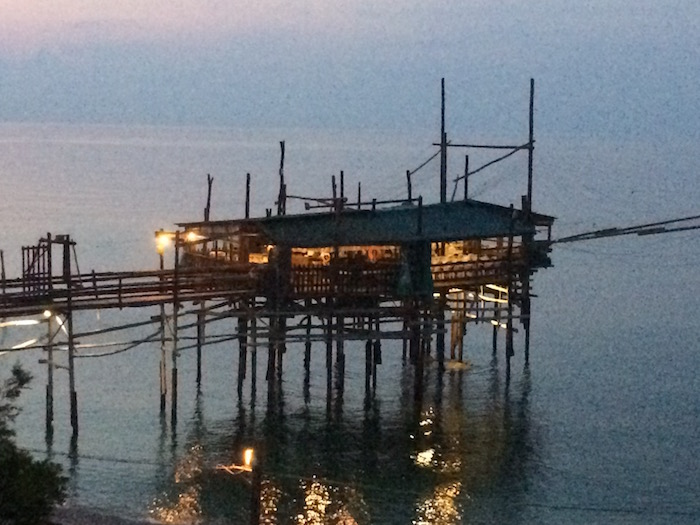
0,0,698,137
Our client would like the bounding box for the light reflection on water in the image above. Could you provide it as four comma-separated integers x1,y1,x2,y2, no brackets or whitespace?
130,342,538,525
151,444,204,524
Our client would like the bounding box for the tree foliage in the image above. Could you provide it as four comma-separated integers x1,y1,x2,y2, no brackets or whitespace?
0,363,67,525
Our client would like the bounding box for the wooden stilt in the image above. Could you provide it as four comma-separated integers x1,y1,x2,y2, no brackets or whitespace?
266,316,275,382
492,322,498,356
250,315,257,403
45,314,54,437
372,338,380,393
304,312,311,374
237,316,248,398
63,237,78,437
325,314,333,410
336,315,345,399
436,294,445,373
159,303,167,415
158,250,167,415
364,339,372,396
458,309,465,362
304,313,311,403
171,232,180,429
506,205,515,365
265,317,277,380
276,315,285,382
409,306,420,364
336,315,345,365
402,319,408,362
196,302,205,388
414,330,424,403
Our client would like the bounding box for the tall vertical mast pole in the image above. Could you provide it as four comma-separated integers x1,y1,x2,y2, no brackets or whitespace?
277,141,286,216
440,78,447,204
527,78,535,213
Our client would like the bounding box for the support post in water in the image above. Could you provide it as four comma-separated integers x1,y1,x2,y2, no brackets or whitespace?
196,302,205,388
249,453,262,525
373,316,381,393
238,315,248,398
63,236,78,436
436,293,445,373
325,314,333,410
505,205,515,368
158,243,167,415
364,337,372,396
45,310,54,437
171,231,180,429
266,315,276,382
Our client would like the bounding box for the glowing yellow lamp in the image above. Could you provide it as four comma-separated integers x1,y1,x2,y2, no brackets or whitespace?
156,233,171,254
243,448,254,469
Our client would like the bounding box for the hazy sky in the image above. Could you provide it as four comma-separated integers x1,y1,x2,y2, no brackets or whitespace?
0,0,698,137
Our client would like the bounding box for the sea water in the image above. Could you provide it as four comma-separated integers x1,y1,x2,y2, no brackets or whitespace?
1,123,698,524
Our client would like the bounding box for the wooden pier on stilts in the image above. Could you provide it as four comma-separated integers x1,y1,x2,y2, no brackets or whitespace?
0,80,555,440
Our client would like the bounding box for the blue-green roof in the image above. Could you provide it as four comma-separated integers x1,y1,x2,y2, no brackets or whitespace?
179,200,554,248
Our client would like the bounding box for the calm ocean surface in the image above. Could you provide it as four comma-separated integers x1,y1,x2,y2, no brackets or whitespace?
1,123,698,524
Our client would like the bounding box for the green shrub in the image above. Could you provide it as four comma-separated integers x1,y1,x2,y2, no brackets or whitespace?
0,363,66,525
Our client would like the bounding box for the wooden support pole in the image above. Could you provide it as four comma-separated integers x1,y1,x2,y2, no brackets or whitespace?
304,314,311,404
336,314,345,396
492,320,498,356
357,182,362,210
0,249,5,295
372,340,379,393
250,459,262,525
402,319,408,362
414,323,424,403
276,315,285,382
304,314,311,375
45,314,54,437
158,251,167,415
196,302,205,388
277,141,286,216
238,316,248,398
409,307,420,364
440,78,447,204
449,310,457,361
171,232,180,429
417,196,423,235
523,276,532,364
464,155,469,201
266,315,275,382
245,173,251,219
325,315,333,411
250,315,257,403
406,170,412,201
506,206,515,366
364,338,372,396
63,236,78,437
204,174,213,222
527,78,535,213
336,315,345,365
436,295,445,373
